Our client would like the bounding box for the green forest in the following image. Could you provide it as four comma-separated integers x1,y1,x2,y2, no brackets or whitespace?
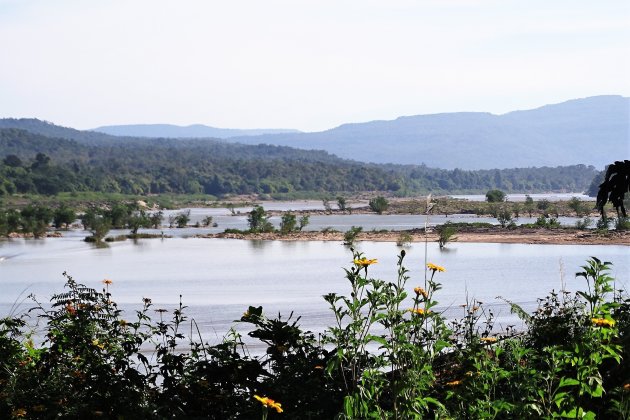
0,120,599,198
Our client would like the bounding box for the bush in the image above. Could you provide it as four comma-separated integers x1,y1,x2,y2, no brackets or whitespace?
615,217,630,231
343,226,363,245
298,215,310,231
485,189,506,203
533,215,561,229
368,196,389,214
247,205,274,233
575,217,593,230
280,213,297,234
437,224,458,248
396,231,413,247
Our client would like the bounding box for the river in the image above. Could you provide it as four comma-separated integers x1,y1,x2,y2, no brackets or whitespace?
1,235,627,346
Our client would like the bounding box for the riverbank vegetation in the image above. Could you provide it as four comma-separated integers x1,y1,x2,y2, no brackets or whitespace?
0,255,628,418
1,198,628,245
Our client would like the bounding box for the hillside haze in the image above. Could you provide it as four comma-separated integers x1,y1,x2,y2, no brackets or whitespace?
224,95,627,170
83,96,629,170
92,124,300,139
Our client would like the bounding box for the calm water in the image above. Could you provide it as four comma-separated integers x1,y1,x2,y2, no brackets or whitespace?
1,236,627,345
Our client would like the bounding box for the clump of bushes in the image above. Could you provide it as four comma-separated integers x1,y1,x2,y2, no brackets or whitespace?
0,256,627,418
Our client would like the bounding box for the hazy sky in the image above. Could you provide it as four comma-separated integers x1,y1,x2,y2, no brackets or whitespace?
0,0,628,131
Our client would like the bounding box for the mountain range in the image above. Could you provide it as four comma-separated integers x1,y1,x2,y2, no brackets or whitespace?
92,95,630,170
93,124,300,139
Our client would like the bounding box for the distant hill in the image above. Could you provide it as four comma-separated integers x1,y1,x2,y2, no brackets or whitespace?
224,95,629,170
0,124,599,196
0,118,123,145
12,96,626,171
92,123,300,139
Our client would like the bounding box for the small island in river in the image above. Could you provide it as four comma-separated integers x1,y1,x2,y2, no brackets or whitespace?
198,227,630,246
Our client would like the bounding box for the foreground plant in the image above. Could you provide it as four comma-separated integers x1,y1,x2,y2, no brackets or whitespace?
325,250,451,418
0,256,627,418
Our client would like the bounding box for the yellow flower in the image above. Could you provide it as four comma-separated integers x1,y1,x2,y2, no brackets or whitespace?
254,395,284,413
413,287,428,299
427,262,446,272
409,308,431,315
92,339,105,350
12,408,27,418
354,258,378,267
480,337,498,344
102,278,113,285
446,380,462,386
591,318,615,328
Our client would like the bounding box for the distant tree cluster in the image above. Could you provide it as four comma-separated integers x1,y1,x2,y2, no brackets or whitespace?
0,205,76,237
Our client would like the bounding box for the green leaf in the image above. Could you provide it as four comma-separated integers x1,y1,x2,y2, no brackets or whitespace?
558,377,580,388
366,334,389,347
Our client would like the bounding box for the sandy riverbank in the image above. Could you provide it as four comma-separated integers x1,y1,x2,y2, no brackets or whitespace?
198,228,630,246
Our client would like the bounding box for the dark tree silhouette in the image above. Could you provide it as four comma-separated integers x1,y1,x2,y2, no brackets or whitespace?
596,160,630,218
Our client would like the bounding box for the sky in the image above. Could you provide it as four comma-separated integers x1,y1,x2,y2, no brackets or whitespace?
0,0,628,132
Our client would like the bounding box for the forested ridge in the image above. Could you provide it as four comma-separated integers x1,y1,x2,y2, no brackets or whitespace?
0,120,599,197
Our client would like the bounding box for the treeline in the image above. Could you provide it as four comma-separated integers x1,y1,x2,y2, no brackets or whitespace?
0,201,169,240
0,124,599,197
387,163,598,193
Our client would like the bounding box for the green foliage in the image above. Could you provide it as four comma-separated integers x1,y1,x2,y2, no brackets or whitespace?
127,209,151,235
0,256,627,418
485,189,506,203
396,231,413,247
324,250,451,418
537,198,551,211
175,210,190,228
343,226,363,245
529,215,561,229
575,217,594,230
524,194,535,217
491,205,516,228
298,215,310,231
148,211,163,229
569,196,592,217
615,217,630,231
247,205,274,233
368,196,389,214
596,216,610,231
168,210,190,228
17,204,53,237
336,196,347,211
53,205,76,229
279,212,297,234
322,198,332,214
437,224,458,248
201,215,214,227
